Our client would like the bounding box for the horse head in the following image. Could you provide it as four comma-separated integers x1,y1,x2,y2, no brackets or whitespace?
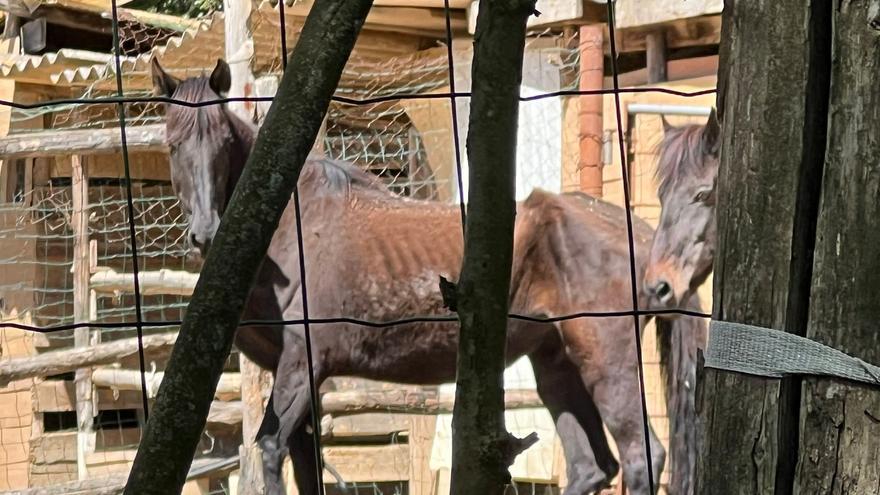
151,57,254,257
644,109,720,312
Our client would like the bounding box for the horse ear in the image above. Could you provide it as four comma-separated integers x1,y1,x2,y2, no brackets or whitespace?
151,57,179,97
703,107,721,156
209,59,232,96
660,115,674,134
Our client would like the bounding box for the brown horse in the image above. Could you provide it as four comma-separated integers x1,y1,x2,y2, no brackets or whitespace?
152,58,696,495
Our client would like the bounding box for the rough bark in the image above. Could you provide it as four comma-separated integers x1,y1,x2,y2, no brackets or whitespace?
122,0,374,492
696,1,831,493
794,2,880,492
447,0,538,493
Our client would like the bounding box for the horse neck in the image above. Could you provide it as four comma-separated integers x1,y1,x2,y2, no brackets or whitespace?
222,109,257,205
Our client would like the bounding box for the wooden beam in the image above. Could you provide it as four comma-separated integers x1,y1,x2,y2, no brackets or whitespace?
0,332,178,386
321,387,543,416
0,125,166,158
612,15,721,54
645,30,667,83
71,154,95,481
89,268,199,296
91,369,241,401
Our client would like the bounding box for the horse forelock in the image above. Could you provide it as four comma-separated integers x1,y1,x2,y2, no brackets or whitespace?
656,124,710,199
165,77,255,150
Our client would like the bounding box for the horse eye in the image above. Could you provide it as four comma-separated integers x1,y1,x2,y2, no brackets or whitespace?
693,189,713,203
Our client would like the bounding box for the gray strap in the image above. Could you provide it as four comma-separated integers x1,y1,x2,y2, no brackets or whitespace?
704,320,880,386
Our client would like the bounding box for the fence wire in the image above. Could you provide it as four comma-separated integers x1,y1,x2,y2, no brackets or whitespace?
0,0,718,493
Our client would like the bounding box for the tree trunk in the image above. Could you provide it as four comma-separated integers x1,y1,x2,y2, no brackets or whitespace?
794,2,880,491
122,0,374,492
697,0,831,493
447,0,538,493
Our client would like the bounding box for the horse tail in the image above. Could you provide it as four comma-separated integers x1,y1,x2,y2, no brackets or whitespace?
656,295,708,495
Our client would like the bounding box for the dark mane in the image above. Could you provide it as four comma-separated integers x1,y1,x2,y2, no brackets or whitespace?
166,76,256,151
655,123,709,198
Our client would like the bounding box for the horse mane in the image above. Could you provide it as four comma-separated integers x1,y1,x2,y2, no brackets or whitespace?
655,123,710,198
166,73,391,199
166,77,256,150
299,156,393,198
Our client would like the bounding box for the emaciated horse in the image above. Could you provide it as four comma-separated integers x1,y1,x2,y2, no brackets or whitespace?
153,57,700,495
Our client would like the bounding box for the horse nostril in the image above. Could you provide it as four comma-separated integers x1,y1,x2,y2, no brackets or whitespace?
654,281,673,303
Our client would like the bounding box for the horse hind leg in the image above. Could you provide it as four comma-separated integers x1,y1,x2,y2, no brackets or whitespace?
588,372,665,495
530,340,619,494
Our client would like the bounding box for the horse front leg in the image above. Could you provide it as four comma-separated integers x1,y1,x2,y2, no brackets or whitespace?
257,337,325,495
530,336,619,494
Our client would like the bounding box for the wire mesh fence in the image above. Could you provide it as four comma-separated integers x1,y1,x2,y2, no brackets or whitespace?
0,1,718,494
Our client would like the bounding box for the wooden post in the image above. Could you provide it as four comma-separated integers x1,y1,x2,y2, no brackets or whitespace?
224,0,256,122
794,2,880,490
408,415,437,495
697,1,831,493
224,2,274,493
71,154,96,480
645,30,667,84
448,0,538,493
237,357,271,495
577,24,603,197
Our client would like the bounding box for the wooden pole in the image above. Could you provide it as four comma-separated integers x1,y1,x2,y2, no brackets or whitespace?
224,2,274,492
794,2,880,489
645,30,667,84
577,24,604,197
71,154,96,481
697,1,831,493
123,0,375,490
448,0,538,493
224,0,256,122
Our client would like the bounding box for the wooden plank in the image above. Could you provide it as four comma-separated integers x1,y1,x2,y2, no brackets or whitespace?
323,444,409,483
795,2,880,491
71,154,94,481
696,1,830,493
0,125,166,158
0,333,178,386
